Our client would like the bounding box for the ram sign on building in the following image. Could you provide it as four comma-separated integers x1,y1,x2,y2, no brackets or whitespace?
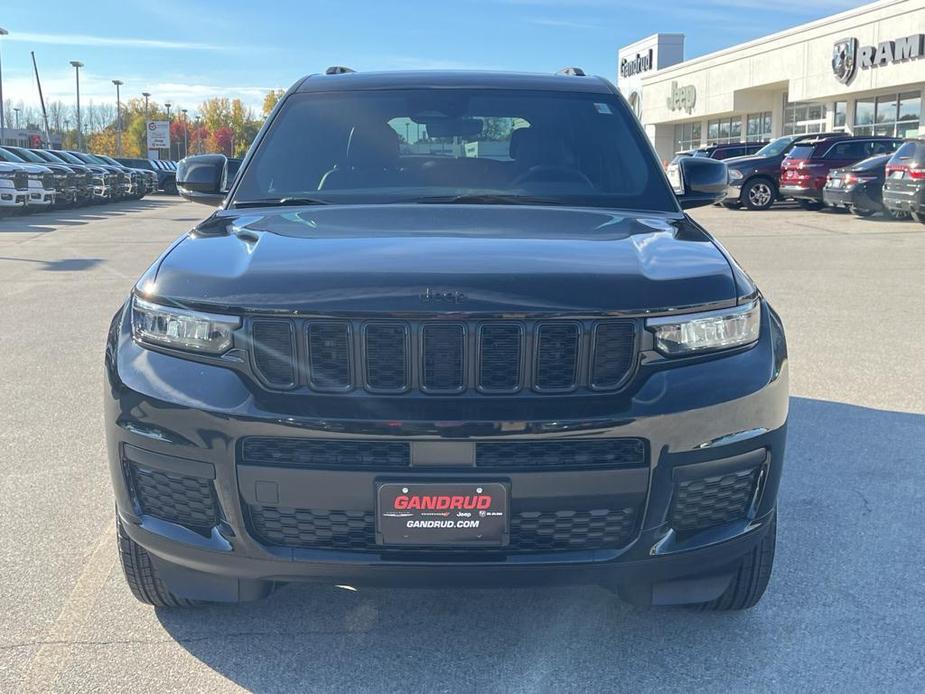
617,0,925,163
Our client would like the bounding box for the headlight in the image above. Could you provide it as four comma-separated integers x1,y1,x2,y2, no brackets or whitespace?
132,296,240,354
728,169,744,182
646,300,760,356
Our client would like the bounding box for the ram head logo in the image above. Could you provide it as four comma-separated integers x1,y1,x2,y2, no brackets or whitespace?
832,38,858,85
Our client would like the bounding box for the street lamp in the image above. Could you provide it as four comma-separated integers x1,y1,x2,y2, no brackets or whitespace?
13,107,20,128
112,79,123,156
0,28,8,147
70,61,84,151
180,109,188,158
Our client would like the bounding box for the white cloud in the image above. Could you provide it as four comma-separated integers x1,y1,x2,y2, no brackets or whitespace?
4,32,228,51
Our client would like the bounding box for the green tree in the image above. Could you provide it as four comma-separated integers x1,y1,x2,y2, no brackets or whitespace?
262,89,284,117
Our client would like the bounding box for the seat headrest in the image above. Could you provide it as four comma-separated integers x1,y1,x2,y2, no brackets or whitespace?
509,127,574,168
345,123,400,168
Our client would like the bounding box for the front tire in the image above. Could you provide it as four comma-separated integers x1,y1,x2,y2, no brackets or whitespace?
798,200,824,211
850,206,875,218
696,514,776,611
117,517,199,608
741,178,776,211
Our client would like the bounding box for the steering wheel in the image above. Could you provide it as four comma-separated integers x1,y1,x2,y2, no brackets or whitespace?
511,165,593,187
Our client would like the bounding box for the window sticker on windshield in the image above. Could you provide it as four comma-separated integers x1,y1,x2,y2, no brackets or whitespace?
593,102,613,115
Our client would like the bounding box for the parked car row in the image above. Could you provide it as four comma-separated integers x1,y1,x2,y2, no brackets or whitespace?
0,148,178,217
714,133,924,224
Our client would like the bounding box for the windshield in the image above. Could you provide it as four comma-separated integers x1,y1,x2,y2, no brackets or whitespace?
232,88,677,211
51,151,84,165
0,148,26,163
755,137,795,157
6,147,47,164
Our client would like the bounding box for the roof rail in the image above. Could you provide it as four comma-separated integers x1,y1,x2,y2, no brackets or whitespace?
557,67,586,77
325,66,356,75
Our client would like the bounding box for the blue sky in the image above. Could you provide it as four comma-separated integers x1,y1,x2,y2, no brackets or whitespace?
1,0,864,114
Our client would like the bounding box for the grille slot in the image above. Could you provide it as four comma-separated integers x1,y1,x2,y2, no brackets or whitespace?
422,323,465,392
591,321,636,389
478,323,522,392
248,506,637,552
307,321,351,391
127,464,217,530
671,467,761,533
535,323,580,391
252,320,296,387
476,439,646,470
241,438,410,469
364,323,409,392
13,173,27,190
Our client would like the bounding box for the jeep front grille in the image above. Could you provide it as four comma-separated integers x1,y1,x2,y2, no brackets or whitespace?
249,318,637,395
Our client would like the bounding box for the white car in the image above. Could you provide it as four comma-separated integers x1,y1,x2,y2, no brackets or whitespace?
0,162,29,214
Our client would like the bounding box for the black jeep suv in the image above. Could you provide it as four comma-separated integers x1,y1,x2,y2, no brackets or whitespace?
106,69,788,611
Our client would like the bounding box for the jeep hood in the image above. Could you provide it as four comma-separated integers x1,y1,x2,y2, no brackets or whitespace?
145,205,742,314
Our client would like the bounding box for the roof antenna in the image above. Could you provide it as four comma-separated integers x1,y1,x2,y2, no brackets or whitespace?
557,67,586,77
325,66,356,75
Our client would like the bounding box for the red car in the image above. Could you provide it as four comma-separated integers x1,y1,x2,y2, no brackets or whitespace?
779,135,902,209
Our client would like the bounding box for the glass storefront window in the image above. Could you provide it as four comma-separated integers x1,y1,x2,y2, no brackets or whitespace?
706,116,742,144
673,121,703,153
834,102,847,129
857,92,922,137
784,99,827,135
746,112,771,141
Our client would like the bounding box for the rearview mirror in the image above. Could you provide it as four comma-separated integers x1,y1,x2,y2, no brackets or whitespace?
177,154,228,206
668,157,728,209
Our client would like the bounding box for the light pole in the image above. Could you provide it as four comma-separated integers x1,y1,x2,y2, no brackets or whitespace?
164,103,172,159
180,109,188,158
70,61,84,151
142,92,151,156
112,79,123,156
0,28,8,147
13,107,20,128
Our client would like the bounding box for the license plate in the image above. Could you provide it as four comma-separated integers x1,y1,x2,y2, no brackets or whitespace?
377,482,508,546
829,179,842,188
890,170,906,179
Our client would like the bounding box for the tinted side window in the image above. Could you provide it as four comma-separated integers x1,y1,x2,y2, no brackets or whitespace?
825,141,868,160
867,140,900,155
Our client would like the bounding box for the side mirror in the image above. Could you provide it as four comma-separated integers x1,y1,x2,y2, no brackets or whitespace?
667,157,728,209
177,154,227,206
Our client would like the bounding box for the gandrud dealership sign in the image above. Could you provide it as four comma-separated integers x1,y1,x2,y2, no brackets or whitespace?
621,48,654,78
832,33,925,85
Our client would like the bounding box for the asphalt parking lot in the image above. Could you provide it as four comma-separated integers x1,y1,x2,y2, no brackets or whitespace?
1,199,924,693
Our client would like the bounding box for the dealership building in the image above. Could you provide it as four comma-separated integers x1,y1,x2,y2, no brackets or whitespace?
617,0,925,162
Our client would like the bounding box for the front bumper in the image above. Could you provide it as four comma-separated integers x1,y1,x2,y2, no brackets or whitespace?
0,187,28,208
106,302,788,603
27,185,55,207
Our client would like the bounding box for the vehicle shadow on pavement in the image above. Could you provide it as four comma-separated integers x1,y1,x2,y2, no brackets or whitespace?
0,198,179,233
154,396,925,693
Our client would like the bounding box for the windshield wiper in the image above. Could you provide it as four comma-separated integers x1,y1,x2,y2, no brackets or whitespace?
413,193,568,206
233,197,330,208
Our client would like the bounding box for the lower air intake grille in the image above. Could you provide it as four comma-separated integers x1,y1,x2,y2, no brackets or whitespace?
476,439,646,470
252,320,295,387
127,464,217,530
247,506,637,552
671,467,760,533
240,438,411,469
364,323,409,391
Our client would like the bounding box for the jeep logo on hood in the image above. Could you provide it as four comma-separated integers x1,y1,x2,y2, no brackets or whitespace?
421,288,466,303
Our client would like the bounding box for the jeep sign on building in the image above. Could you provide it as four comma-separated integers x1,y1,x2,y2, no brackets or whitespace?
618,0,924,162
